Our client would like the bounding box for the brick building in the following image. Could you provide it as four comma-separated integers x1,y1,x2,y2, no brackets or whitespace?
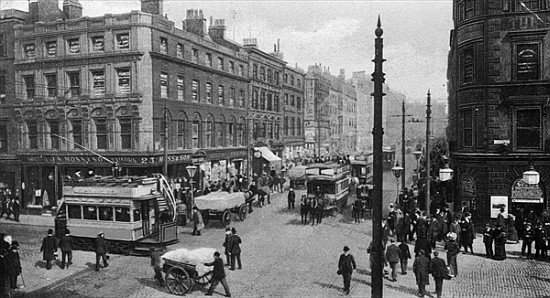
304,64,331,157
447,0,550,221
282,63,305,166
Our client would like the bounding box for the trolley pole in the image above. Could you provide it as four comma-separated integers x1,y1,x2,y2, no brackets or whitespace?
401,100,406,190
163,105,168,178
371,16,385,298
425,90,431,217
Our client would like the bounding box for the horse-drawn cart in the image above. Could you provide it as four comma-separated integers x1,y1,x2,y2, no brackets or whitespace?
195,191,248,227
162,248,215,295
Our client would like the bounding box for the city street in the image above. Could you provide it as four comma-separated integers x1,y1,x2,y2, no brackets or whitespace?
3,165,550,298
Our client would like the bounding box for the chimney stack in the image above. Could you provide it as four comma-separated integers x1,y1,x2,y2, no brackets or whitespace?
141,0,163,15
338,68,346,80
29,0,62,23
63,0,82,19
208,18,226,39
184,8,207,37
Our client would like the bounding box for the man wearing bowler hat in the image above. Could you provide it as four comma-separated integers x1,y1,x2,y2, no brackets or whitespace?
338,246,356,295
40,229,57,270
94,231,109,271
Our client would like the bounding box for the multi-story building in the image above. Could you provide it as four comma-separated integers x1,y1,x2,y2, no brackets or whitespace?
304,64,331,157
282,64,305,165
447,0,550,221
350,71,374,153
4,0,251,211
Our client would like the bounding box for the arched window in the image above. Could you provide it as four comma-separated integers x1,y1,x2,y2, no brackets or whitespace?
192,113,201,149
205,115,213,148
176,112,187,149
216,115,225,147
227,116,235,147
237,117,245,146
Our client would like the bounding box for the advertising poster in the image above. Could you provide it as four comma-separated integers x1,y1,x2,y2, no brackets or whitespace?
490,196,508,218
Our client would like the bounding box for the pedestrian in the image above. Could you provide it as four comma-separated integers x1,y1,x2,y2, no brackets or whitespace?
493,225,507,260
11,197,20,222
5,240,21,293
337,246,356,295
300,195,309,224
521,223,534,258
482,223,494,259
204,251,231,297
228,227,241,270
308,197,317,225
449,216,462,246
94,231,109,271
0,233,10,297
444,233,459,277
413,249,430,298
496,207,506,228
287,188,296,210
534,221,547,259
398,240,411,275
429,251,449,298
460,212,475,254
0,195,9,219
506,214,519,243
222,227,231,266
40,229,57,270
59,228,73,269
278,174,286,192
387,204,397,232
315,196,324,225
192,206,204,236
353,199,362,224
414,235,432,259
150,246,165,287
385,238,400,282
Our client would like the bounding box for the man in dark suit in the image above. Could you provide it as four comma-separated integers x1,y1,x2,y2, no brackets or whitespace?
94,232,109,271
228,228,242,270
338,246,357,295
59,229,73,269
385,238,401,282
204,251,231,297
413,249,430,298
40,229,57,270
222,228,231,266
429,251,448,298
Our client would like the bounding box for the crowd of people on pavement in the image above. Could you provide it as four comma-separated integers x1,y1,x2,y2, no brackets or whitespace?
0,193,21,222
0,234,22,298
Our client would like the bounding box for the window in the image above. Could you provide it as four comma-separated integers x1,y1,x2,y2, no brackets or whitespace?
206,53,212,67
45,74,57,98
260,67,266,81
284,117,289,136
67,38,80,54
177,76,184,100
0,34,4,57
237,120,244,145
83,206,97,220
218,85,224,106
267,69,273,83
229,87,235,106
120,118,132,149
205,117,213,147
516,108,541,149
115,207,130,222
0,122,7,152
0,76,5,103
24,44,35,59
290,75,294,85
192,80,199,102
460,109,473,148
23,75,35,99
192,120,199,148
297,97,301,111
116,33,129,50
275,124,279,139
297,119,301,135
91,36,104,52
117,69,130,95
261,122,267,138
206,83,212,104
284,74,288,84
68,72,80,97
192,48,199,63
284,93,288,105
462,48,474,84
268,123,273,139
297,79,301,88
217,57,224,70
95,119,108,149
99,206,113,221
92,71,105,97
291,95,295,106
517,44,539,81
274,95,279,112
160,37,168,54
27,121,38,149
160,72,168,98
239,65,244,77
216,121,223,147
68,205,81,219
230,61,235,73
252,90,258,109
267,94,272,111
260,92,266,110
239,90,245,108
253,64,258,79
253,120,259,139
177,43,184,59
275,71,280,85
133,209,141,221
71,120,82,148
46,41,57,57
511,0,547,12
177,119,185,149
291,117,296,136
49,120,59,149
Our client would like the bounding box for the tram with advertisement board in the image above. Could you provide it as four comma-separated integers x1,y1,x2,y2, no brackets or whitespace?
55,173,178,255
350,153,374,212
306,162,351,215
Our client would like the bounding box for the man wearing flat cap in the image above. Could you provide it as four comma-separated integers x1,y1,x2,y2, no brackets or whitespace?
40,229,57,270
94,232,109,271
338,246,356,295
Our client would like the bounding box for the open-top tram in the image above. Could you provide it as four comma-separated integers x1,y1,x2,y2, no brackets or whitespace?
55,174,179,255
306,162,351,215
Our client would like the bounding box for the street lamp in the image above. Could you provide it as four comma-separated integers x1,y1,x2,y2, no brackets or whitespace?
439,156,453,182
523,158,539,185
186,165,198,209
392,161,403,205
413,150,422,184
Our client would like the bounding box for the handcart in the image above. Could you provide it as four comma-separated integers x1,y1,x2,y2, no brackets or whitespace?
163,258,213,295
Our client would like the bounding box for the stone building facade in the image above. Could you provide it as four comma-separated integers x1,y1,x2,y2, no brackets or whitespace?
447,0,550,221
282,64,305,165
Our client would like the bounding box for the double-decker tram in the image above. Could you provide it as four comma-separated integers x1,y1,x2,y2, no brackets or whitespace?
306,162,351,214
55,174,178,255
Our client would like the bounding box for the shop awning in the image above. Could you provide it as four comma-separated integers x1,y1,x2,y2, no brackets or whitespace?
254,147,282,162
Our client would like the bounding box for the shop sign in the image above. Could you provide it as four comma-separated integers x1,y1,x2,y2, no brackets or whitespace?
511,178,543,203
21,153,192,165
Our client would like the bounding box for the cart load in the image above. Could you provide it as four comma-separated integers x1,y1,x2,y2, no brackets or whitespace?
162,247,216,277
194,192,245,211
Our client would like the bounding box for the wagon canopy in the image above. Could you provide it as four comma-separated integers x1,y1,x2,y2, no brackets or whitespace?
194,191,245,211
288,165,307,180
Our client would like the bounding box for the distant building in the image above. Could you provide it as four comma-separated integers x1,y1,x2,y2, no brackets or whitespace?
304,64,331,157
447,0,550,220
282,63,306,165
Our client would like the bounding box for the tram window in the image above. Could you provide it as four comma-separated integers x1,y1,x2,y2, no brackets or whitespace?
99,207,114,221
68,205,82,219
115,207,130,222
133,209,141,221
83,206,97,220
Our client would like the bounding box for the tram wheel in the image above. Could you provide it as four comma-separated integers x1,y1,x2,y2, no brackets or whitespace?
166,266,192,295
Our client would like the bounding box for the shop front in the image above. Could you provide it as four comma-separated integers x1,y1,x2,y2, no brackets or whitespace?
510,178,546,217
252,146,282,178
0,158,20,200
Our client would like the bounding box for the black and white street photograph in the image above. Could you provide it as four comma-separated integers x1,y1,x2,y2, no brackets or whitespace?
1,0,550,297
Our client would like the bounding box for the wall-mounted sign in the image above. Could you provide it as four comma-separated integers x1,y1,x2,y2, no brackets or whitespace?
511,178,544,203
490,196,508,219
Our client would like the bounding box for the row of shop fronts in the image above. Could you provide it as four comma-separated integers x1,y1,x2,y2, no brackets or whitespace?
0,146,287,214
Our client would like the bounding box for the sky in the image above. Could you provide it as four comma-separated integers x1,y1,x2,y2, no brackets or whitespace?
1,0,454,101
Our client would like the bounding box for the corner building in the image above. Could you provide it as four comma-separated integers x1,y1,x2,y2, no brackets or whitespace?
447,0,550,222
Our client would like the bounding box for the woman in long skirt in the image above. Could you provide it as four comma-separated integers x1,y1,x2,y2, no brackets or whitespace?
506,214,519,243
493,225,507,260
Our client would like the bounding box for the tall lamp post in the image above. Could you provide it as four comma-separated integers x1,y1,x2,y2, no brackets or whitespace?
186,165,198,210
425,90,432,217
392,161,403,206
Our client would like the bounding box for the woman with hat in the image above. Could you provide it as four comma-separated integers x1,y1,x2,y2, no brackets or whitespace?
6,241,21,290
192,206,204,236
40,229,57,270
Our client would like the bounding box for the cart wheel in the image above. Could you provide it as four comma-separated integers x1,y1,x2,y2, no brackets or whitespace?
195,271,213,286
238,205,247,221
166,266,192,295
221,210,232,227
201,211,210,226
